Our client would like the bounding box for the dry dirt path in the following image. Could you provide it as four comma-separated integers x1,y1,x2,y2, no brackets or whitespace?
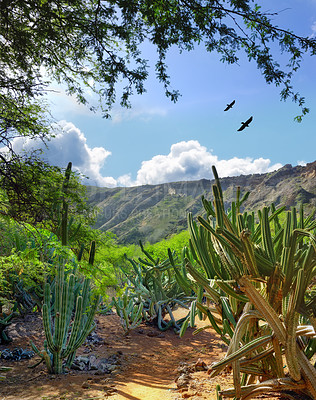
0,310,281,400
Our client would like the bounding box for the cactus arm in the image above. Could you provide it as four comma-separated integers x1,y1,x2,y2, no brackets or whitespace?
54,263,65,342
71,294,100,351
261,207,275,264
196,302,223,337
285,297,301,381
201,195,215,217
214,278,248,303
271,336,285,378
81,278,91,315
220,377,306,399
220,297,236,328
240,229,260,277
238,276,286,344
189,300,196,328
62,295,83,358
60,162,72,246
56,280,69,350
186,262,221,303
42,303,57,353
223,319,234,339
63,274,75,344
213,185,224,229
296,346,316,398
210,335,273,372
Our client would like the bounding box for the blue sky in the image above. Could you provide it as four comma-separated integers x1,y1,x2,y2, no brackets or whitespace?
11,0,316,187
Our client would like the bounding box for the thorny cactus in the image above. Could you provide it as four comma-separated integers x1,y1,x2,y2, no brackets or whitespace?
114,242,193,334
181,166,316,399
30,256,100,374
112,287,143,335
30,164,101,374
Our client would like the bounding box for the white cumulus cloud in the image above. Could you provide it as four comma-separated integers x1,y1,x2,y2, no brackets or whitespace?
4,121,117,187
133,140,282,185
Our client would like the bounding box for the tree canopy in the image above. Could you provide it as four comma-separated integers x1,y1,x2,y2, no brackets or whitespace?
1,0,315,139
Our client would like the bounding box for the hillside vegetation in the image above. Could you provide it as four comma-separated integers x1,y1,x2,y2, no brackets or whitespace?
87,161,316,244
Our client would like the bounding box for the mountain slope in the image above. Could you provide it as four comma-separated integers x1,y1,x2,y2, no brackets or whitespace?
87,161,316,244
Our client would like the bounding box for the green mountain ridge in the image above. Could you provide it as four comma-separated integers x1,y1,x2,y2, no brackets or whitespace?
87,161,316,244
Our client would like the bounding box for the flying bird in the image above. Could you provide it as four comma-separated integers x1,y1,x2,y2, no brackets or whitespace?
224,100,235,111
237,116,253,132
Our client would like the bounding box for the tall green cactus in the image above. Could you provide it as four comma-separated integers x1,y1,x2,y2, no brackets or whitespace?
56,161,72,246
30,163,100,374
31,258,100,374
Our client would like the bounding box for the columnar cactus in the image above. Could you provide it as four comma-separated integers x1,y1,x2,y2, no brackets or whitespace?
30,163,101,374
31,261,100,374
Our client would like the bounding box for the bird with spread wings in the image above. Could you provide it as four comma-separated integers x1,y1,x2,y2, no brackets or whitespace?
224,100,235,111
237,116,253,131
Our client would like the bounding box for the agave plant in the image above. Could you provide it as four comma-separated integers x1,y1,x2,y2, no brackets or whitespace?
181,166,316,399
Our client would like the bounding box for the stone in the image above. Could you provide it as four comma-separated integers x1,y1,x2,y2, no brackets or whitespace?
194,358,208,371
147,330,160,337
89,355,99,370
175,373,191,389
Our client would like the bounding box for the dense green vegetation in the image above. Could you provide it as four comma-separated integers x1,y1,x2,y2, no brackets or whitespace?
0,185,191,311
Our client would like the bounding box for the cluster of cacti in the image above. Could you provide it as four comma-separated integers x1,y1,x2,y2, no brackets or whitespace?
30,253,100,374
113,241,193,333
112,287,143,334
178,166,316,399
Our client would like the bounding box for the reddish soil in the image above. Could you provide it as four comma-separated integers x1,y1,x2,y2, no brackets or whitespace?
0,309,283,400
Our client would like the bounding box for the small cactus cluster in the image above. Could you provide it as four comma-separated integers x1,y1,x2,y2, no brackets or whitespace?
113,241,193,334
112,287,143,334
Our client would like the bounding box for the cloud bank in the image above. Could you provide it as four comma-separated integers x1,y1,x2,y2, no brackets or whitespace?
5,122,282,187
132,140,282,185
